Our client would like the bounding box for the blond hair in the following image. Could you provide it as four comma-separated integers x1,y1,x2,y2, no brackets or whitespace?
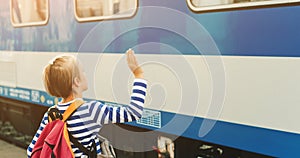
43,55,80,99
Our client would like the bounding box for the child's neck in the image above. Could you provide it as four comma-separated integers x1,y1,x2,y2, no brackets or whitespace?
62,95,74,103
62,93,82,103
62,90,82,103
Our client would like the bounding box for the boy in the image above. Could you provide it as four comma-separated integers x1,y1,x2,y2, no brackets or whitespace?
27,49,147,157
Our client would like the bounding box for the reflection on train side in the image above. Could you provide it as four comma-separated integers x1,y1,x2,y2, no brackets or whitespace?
75,0,137,21
10,0,48,26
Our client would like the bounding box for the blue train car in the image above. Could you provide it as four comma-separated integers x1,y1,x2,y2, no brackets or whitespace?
1,0,300,157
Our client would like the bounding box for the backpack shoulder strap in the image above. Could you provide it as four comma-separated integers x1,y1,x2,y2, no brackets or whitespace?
69,134,97,157
62,99,84,122
62,99,97,157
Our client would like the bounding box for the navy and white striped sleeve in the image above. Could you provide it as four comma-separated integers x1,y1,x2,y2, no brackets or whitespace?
27,112,49,158
94,78,147,124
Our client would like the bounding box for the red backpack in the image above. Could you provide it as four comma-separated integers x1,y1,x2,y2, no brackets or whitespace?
31,100,97,158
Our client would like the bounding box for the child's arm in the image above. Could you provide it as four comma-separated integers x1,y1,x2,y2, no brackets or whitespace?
98,78,147,124
88,49,147,124
27,113,49,157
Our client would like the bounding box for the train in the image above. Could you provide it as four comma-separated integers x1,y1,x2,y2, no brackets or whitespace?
1,0,300,157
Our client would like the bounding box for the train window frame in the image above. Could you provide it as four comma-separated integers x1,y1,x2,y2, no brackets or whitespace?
74,0,138,22
187,0,300,12
10,0,49,27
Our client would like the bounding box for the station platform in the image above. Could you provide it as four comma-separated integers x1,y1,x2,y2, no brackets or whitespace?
0,139,27,158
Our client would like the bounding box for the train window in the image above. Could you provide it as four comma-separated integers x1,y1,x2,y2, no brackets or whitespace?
75,0,137,22
187,0,299,12
10,0,49,27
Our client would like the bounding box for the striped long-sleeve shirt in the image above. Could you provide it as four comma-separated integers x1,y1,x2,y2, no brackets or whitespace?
27,78,147,158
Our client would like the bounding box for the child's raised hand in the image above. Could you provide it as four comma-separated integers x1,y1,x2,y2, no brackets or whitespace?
126,49,144,78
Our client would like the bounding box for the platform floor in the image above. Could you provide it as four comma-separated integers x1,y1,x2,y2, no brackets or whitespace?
0,139,27,158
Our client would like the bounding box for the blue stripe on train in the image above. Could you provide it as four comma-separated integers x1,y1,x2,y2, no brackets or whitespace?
126,110,300,157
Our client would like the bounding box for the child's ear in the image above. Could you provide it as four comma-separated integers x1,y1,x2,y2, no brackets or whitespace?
73,76,81,87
